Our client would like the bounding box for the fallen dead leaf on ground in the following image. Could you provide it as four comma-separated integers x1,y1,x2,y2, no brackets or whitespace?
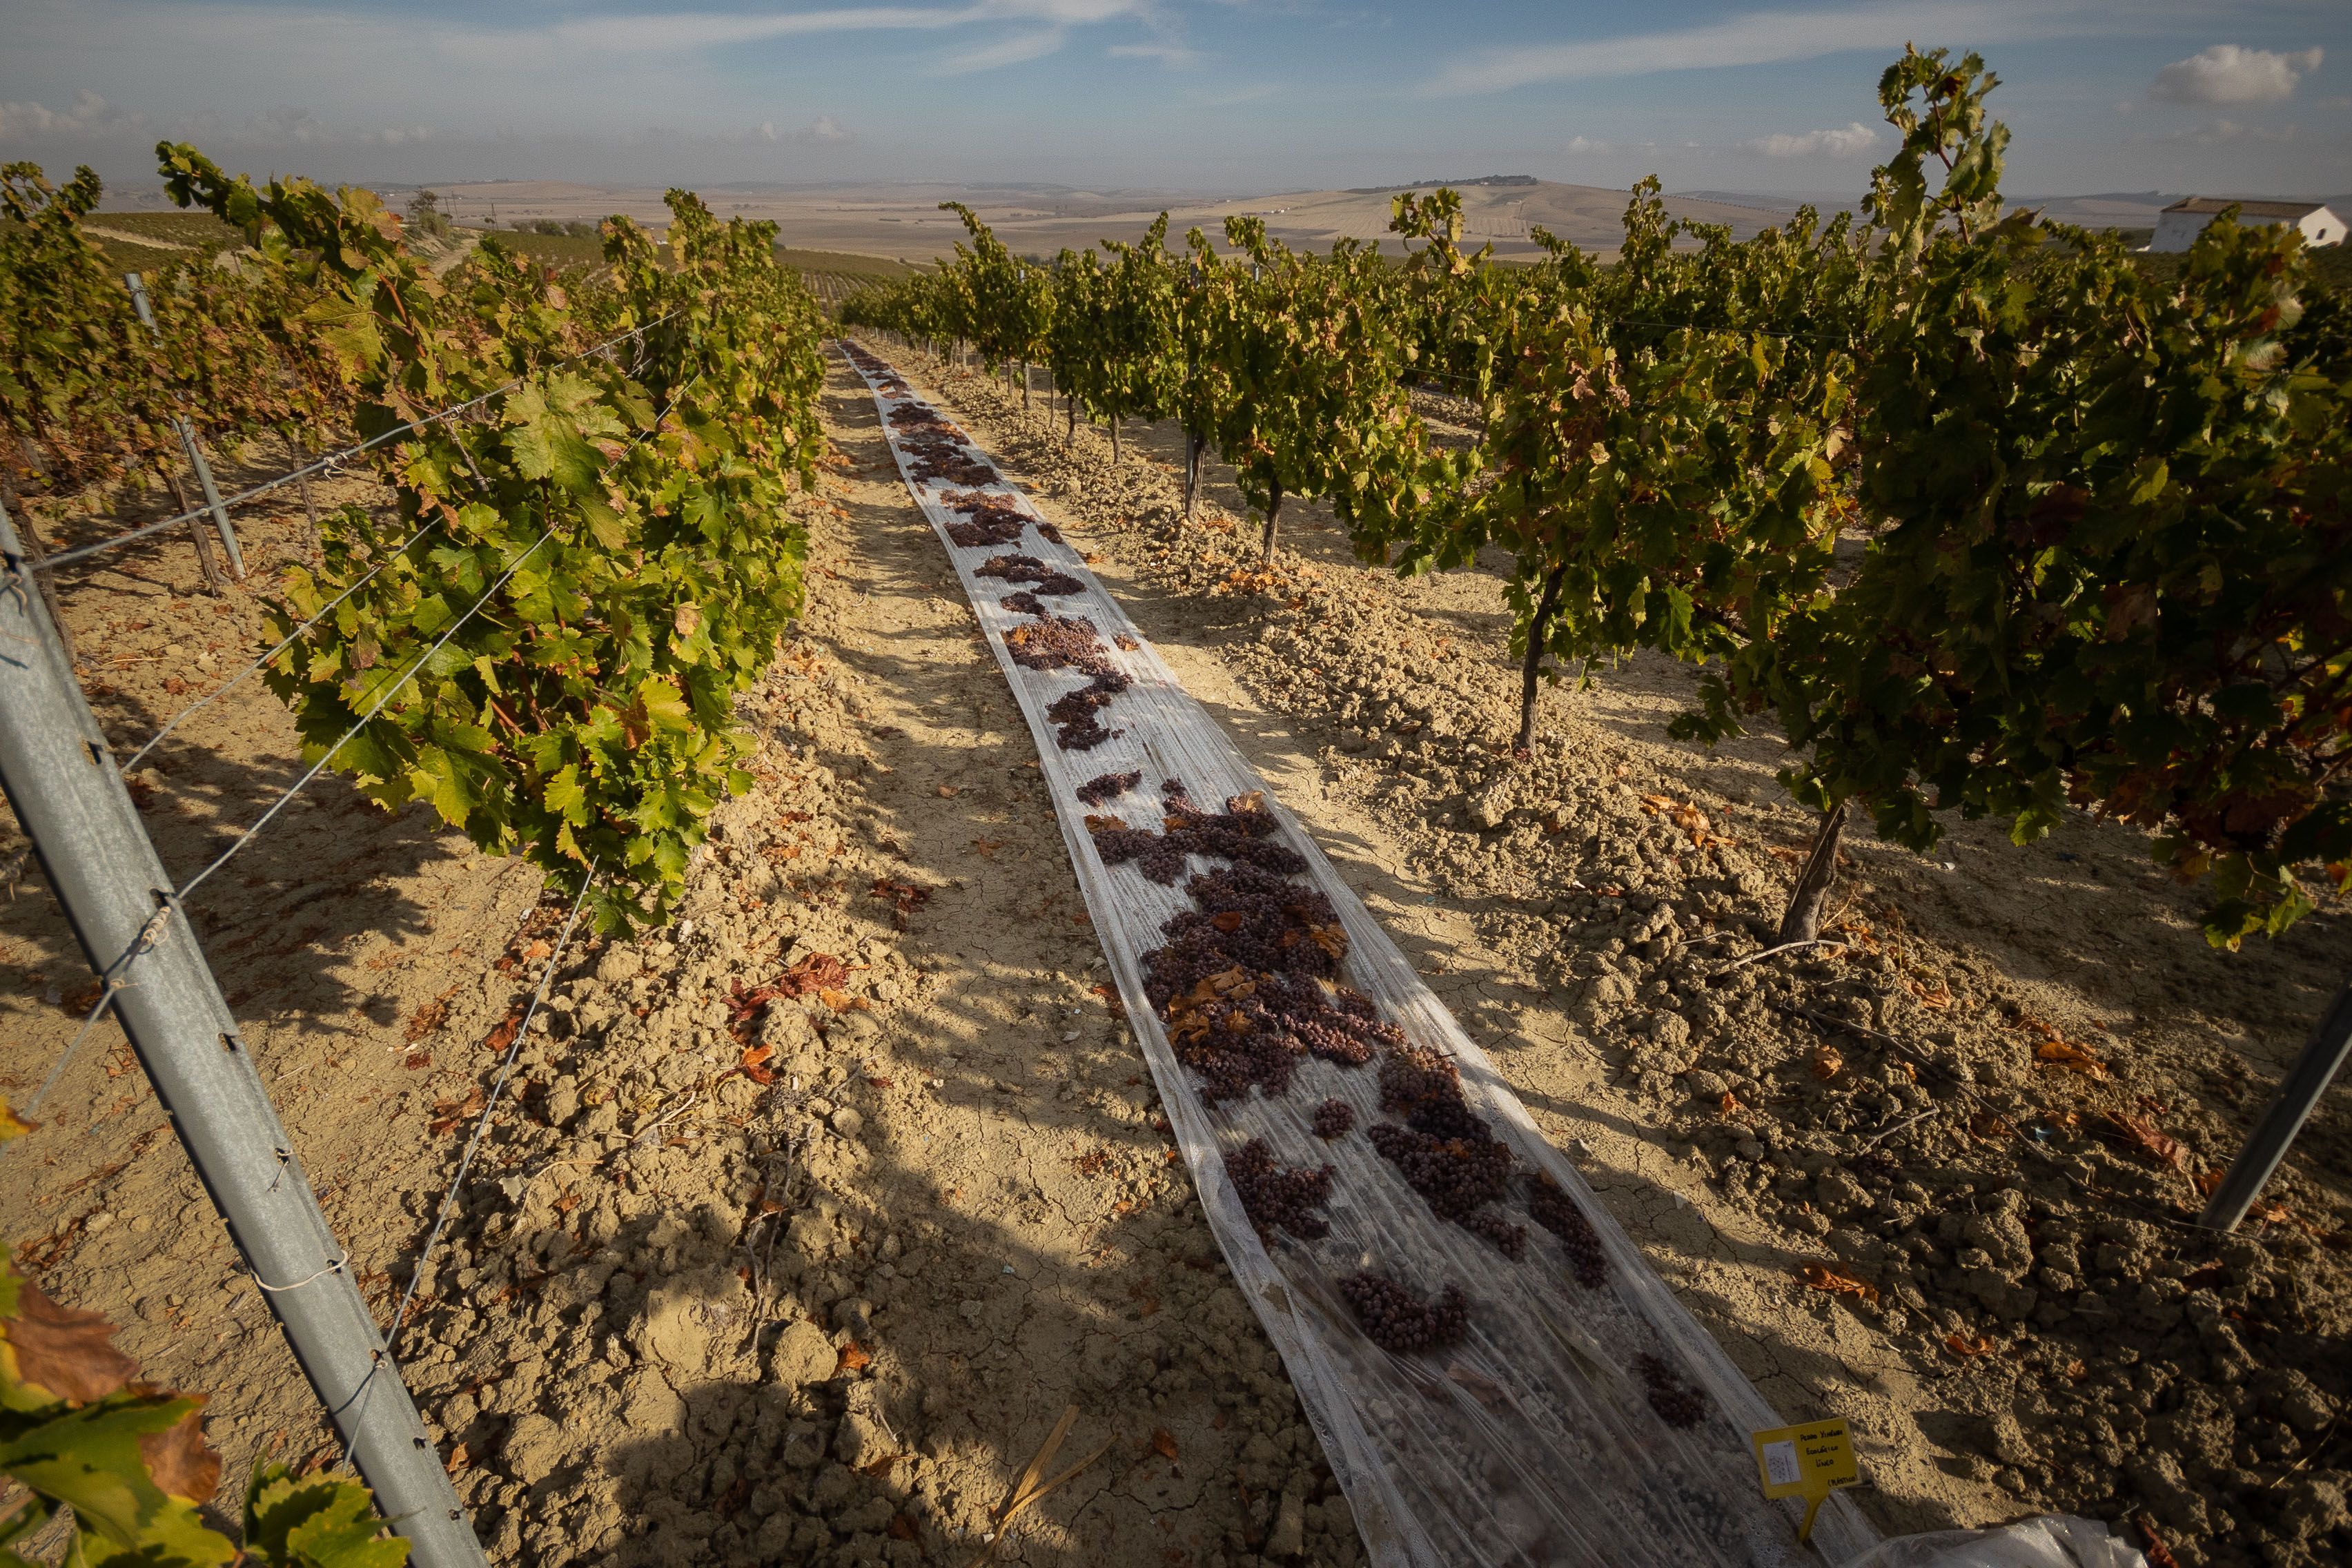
1800,1264,1880,1306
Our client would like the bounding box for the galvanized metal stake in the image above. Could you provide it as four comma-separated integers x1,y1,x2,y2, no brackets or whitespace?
124,272,246,580
2198,982,2352,1233
0,509,484,1568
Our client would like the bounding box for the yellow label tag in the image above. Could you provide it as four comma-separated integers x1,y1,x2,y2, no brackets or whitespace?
1751,1419,1859,1542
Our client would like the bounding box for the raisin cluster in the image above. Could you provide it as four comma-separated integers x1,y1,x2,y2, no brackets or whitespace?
1075,770,1141,807
1635,1352,1709,1429
1528,1173,1611,1289
1046,669,1132,752
1143,907,1386,1054
1364,1043,1525,1256
938,489,1030,546
1377,1046,1461,1114
1339,1272,1469,1354
1224,1139,1335,1241
1458,1209,1528,1261
1090,783,1307,888
1006,614,1108,673
1366,1124,1513,1222
1158,968,1298,1103
907,435,997,487
888,402,958,435
1312,1099,1355,1139
1158,866,1342,981
977,553,1085,597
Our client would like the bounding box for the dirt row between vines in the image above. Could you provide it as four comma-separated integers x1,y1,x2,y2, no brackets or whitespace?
885,342,2352,1568
2,380,1348,1568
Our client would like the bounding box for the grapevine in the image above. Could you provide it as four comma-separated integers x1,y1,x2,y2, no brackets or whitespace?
157,143,827,932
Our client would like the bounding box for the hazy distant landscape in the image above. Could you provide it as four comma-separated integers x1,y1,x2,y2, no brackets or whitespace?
103,175,2339,266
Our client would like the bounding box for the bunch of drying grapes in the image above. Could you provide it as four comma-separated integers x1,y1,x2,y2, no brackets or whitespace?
1141,928,1253,1010
1001,590,1046,616
1175,863,1345,978
1076,770,1141,807
947,513,1028,547
1286,986,1401,1064
908,431,999,487
1366,1123,1513,1222
1313,1099,1355,1139
889,404,955,434
1090,790,1304,888
977,553,1085,596
1160,896,1306,975
1163,987,1297,1103
1277,1005,1384,1066
1635,1353,1709,1429
1092,825,1191,885
1088,820,1185,884
1224,1139,1335,1240
938,488,1030,544
1046,668,1131,750
1046,669,1130,724
1458,1209,1527,1261
1250,970,1391,1066
1340,1272,1469,1354
1055,712,1119,751
1527,1173,1610,1289
1006,614,1108,672
1378,1046,1461,1115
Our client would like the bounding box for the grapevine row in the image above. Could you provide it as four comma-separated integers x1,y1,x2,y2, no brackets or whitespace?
842,46,2351,952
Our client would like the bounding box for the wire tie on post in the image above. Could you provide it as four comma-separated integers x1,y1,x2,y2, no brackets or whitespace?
255,1251,349,1293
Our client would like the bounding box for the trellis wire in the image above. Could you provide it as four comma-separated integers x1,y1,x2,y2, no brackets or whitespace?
344,860,600,1463
0,502,486,1566
119,514,444,778
168,529,555,905
28,312,679,575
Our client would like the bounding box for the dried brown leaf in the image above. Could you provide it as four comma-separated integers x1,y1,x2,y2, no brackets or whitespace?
1800,1264,1880,1306
2,1278,138,1401
137,1404,222,1503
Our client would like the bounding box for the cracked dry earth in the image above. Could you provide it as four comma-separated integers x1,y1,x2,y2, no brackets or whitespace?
3,373,1349,1568
873,343,2352,1568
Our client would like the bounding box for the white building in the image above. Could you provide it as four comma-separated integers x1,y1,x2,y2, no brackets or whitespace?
2148,197,2344,253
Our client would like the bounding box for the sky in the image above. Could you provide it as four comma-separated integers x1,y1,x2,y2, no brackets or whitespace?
2,1,2348,199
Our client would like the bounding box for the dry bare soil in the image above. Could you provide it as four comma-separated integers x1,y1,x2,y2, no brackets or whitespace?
2,346,2346,1568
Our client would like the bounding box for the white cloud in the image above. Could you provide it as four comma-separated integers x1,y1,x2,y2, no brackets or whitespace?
1424,1,2080,96
0,92,433,152
542,0,1143,55
0,88,139,139
803,115,853,144
932,28,1066,75
547,7,975,53
2153,117,2301,146
1109,41,1202,66
1565,135,1605,153
1745,121,1880,157
2150,45,2322,106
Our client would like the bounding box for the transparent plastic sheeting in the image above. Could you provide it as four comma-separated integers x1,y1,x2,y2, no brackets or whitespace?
845,345,1879,1567
1845,1518,2147,1568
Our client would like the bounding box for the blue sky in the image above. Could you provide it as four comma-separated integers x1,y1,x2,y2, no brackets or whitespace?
3,1,2347,197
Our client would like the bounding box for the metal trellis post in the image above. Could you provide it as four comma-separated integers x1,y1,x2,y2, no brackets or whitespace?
0,509,485,1567
124,272,246,580
2197,981,2352,1233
